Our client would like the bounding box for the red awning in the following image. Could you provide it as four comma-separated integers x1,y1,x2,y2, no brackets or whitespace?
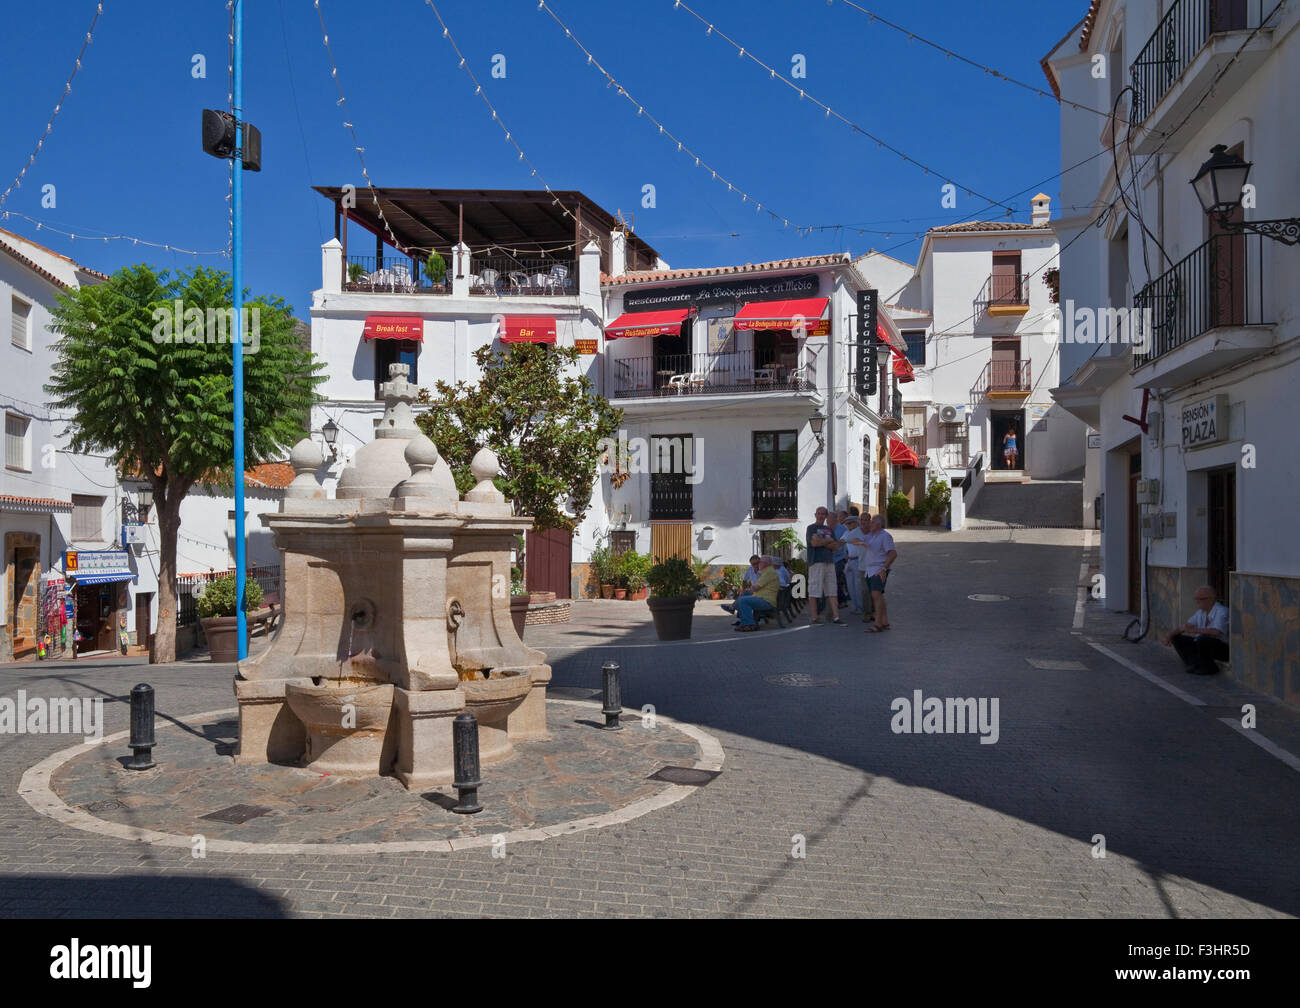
892,348,915,383
499,316,557,344
888,435,920,467
733,298,830,337
362,314,424,341
604,308,690,339
876,320,906,355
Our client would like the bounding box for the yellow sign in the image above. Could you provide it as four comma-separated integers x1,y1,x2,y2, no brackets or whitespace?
575,338,598,354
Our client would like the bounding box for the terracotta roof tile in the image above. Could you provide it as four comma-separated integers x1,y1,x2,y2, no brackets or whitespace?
602,253,850,286
245,462,295,489
0,226,107,285
0,495,73,512
928,221,1048,234
0,238,69,291
1079,0,1103,50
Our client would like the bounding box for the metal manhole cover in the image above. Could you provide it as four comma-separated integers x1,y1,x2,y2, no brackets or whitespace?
84,800,125,813
200,803,274,824
968,594,1011,602
647,766,721,786
764,672,840,688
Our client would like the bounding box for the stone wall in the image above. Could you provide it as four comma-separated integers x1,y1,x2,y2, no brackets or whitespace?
524,602,571,626
1146,564,1208,643
1232,572,1300,708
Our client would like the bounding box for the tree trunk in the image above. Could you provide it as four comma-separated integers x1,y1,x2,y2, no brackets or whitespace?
151,487,183,663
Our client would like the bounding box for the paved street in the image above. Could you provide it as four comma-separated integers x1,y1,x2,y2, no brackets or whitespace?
2,526,1297,918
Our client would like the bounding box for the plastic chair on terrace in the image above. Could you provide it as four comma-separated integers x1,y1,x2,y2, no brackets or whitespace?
478,268,500,293
549,263,569,290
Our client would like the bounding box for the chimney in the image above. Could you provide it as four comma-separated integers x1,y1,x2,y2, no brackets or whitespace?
609,228,627,278
1031,193,1052,227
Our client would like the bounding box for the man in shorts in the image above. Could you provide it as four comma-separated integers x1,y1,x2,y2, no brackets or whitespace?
806,506,846,625
862,514,898,633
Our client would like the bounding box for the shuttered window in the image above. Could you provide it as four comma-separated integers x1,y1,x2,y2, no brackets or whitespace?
72,494,104,541
11,297,31,349
5,412,30,469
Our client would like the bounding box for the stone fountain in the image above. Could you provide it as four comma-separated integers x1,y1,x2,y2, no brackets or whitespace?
233,363,551,789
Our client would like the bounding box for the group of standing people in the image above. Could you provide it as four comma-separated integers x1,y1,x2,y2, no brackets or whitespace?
805,506,897,632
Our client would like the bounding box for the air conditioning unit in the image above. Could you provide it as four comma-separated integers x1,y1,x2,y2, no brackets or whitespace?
1140,513,1164,539
1135,478,1159,505
938,404,965,424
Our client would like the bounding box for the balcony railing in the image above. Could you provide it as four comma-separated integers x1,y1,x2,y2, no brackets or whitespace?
345,254,449,294
1132,232,1269,368
903,431,927,459
752,476,799,520
1130,0,1252,123
611,350,814,399
468,257,574,296
977,273,1030,312
649,481,693,520
878,389,904,429
972,359,1032,398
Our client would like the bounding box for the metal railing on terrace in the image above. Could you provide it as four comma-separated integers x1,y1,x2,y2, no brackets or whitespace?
751,476,799,520
976,273,1030,312
611,350,813,399
1130,0,1254,123
344,254,448,294
1132,232,1270,368
468,257,574,296
177,563,281,628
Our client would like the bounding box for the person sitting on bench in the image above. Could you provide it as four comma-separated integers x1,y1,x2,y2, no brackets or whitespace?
734,556,780,632
1161,585,1229,675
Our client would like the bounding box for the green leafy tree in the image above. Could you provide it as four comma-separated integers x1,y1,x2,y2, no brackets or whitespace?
416,342,621,532
44,264,323,662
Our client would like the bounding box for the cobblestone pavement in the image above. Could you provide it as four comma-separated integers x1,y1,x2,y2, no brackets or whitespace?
2,526,1298,918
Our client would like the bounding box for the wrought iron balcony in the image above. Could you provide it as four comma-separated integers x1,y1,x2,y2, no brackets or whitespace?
344,254,449,294
972,359,1032,399
467,256,574,296
752,476,799,520
1130,0,1252,124
611,350,814,399
976,273,1031,315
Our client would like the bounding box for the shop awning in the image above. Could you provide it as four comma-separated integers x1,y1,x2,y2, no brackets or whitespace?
67,570,136,586
499,316,557,344
734,298,830,337
892,349,915,383
888,435,920,467
876,320,906,355
362,314,424,341
604,308,690,339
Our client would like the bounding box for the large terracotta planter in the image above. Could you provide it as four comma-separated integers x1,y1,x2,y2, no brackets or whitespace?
510,593,530,638
201,616,250,663
600,584,615,599
614,588,627,600
631,588,647,600
646,596,696,641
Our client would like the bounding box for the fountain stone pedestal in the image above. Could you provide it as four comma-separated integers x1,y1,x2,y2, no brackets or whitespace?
234,363,550,788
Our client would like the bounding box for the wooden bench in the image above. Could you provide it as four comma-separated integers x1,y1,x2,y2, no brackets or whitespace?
248,592,280,636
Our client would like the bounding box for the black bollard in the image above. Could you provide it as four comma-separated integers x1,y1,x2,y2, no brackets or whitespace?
128,683,156,770
451,713,482,814
601,661,622,731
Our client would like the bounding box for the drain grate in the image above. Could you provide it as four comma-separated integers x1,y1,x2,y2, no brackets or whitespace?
648,766,721,786
200,803,274,825
84,800,125,813
764,672,840,688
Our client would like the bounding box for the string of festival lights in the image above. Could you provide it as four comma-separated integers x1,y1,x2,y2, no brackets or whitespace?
0,210,229,256
671,0,1018,216
0,3,102,209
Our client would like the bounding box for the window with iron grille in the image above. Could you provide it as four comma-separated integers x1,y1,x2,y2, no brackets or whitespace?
610,530,636,555
5,412,30,470
11,297,31,349
939,422,969,468
648,434,694,520
752,430,798,519
901,330,926,366
72,494,104,541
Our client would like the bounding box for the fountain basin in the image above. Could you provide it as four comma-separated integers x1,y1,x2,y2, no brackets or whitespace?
285,682,395,776
462,669,532,764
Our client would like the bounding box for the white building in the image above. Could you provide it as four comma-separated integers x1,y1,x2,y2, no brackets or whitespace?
1045,0,1300,705
0,227,130,659
583,254,907,590
858,202,1085,522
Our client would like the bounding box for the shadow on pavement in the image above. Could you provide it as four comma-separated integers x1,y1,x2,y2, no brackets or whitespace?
0,875,289,918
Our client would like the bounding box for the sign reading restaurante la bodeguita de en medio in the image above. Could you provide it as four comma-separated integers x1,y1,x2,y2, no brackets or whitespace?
621,273,819,311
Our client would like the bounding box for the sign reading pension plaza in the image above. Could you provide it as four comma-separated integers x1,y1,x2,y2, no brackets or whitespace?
1181,394,1229,449
622,273,819,311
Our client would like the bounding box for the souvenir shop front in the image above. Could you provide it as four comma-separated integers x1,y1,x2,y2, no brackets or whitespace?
61,550,134,656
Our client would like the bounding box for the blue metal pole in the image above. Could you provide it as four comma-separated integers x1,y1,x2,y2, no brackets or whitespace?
233,0,247,660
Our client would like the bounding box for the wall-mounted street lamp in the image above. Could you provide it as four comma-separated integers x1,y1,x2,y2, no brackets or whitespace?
1191,146,1300,245
321,418,340,460
808,411,826,450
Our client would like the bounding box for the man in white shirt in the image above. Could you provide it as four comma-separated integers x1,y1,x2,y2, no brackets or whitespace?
861,515,898,633
741,555,763,590
1162,586,1230,675
842,515,868,616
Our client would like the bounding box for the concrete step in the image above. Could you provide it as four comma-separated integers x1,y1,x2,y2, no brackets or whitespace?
968,479,1084,528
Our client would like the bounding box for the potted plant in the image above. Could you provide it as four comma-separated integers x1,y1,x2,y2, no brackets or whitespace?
887,490,912,528
509,566,530,638
645,557,702,641
197,573,263,663
691,553,720,599
347,261,366,285
619,550,652,600
425,250,447,289
925,477,951,526
589,542,616,599
771,527,805,559
709,580,723,600
717,566,745,599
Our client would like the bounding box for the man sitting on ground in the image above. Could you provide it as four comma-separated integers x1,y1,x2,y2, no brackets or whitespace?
734,556,780,631
1161,586,1229,675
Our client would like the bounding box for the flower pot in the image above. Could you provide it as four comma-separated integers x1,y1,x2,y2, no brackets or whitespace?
646,595,696,641
510,593,530,638
710,592,721,600
631,588,648,600
614,588,628,600
600,584,615,600
200,616,250,663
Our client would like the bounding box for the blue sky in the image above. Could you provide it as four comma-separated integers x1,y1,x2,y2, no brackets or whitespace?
0,0,1087,318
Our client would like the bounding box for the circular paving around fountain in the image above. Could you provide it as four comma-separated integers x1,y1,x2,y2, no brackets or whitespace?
20,698,725,854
